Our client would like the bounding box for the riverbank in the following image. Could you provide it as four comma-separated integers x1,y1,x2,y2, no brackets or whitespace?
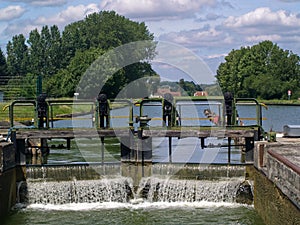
259,99,300,105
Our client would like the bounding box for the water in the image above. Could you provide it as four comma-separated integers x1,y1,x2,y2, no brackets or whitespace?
8,101,284,224
5,173,265,225
236,104,300,132
6,202,265,225
53,103,300,132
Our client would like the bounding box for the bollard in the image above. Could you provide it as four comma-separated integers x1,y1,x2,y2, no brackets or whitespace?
96,93,110,128
163,93,175,127
37,93,48,129
137,116,152,163
224,92,233,125
267,131,276,142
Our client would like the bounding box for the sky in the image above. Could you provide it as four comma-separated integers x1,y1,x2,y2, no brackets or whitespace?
0,0,300,83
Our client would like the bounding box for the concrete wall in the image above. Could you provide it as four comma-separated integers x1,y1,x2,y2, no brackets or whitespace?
0,143,17,219
0,168,16,218
253,141,300,225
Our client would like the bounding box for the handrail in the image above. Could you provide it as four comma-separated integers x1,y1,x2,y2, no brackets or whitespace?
8,97,265,138
10,100,36,127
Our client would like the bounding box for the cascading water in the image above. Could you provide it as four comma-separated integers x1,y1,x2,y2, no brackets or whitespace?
137,177,244,203
19,165,252,205
22,177,133,204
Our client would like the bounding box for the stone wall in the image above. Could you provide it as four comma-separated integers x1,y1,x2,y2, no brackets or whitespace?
252,167,300,225
0,143,16,219
253,141,300,225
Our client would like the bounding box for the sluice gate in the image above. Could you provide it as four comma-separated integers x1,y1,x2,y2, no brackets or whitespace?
5,94,266,166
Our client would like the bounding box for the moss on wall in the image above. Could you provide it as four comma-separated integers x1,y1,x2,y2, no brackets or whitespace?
251,167,300,225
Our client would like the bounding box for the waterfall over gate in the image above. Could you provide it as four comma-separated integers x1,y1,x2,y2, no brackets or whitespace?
138,177,243,203
22,177,133,204
19,176,249,205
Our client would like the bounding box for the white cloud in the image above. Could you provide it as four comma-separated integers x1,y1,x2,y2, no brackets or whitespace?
160,26,232,48
3,3,100,40
0,5,26,21
224,7,300,28
3,20,39,37
206,53,227,59
35,4,100,26
100,0,217,20
218,6,300,54
246,34,281,42
8,0,67,6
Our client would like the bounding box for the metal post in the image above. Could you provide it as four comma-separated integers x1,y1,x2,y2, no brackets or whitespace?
228,137,231,164
9,105,13,127
51,104,54,128
66,138,71,150
101,137,104,164
201,138,205,149
168,137,172,163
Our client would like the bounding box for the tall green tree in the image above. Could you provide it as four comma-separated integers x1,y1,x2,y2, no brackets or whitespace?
27,29,42,76
6,34,28,77
49,25,63,75
57,11,155,98
216,41,300,99
5,11,156,99
27,25,63,78
45,47,105,97
0,48,8,83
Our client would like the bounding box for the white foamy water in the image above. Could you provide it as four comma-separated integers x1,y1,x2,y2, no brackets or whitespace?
25,201,251,211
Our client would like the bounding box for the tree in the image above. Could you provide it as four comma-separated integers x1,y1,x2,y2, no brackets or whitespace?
0,48,8,85
216,41,300,99
178,78,202,96
45,47,105,97
57,11,155,98
6,34,28,77
5,11,156,99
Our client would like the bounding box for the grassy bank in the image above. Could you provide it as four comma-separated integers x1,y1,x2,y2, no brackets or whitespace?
258,99,300,105
0,97,299,125
0,100,130,124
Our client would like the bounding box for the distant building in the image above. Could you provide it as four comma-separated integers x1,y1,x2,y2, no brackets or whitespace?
194,91,208,97
154,86,181,97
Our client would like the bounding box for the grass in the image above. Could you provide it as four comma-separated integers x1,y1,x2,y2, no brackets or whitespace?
258,99,300,105
0,99,131,124
0,97,299,125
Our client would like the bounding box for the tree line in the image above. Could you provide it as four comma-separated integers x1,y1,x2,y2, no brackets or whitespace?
0,11,156,100
1,11,299,101
216,40,300,100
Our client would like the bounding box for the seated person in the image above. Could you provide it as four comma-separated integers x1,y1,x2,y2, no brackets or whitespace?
203,109,219,125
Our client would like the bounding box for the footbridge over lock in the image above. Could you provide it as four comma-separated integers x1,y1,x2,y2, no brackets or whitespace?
5,94,293,224
4,93,267,166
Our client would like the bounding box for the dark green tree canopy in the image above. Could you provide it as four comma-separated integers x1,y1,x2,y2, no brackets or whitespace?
216,40,300,100
0,48,7,78
0,48,9,93
3,11,156,99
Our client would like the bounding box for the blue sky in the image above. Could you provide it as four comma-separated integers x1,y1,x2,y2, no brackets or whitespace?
0,0,300,83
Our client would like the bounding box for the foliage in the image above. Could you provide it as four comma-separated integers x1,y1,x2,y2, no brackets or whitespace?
178,78,202,96
0,48,8,88
3,11,155,99
216,40,300,100
158,79,203,96
6,34,28,77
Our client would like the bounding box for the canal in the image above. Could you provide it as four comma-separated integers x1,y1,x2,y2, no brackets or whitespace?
3,103,300,225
